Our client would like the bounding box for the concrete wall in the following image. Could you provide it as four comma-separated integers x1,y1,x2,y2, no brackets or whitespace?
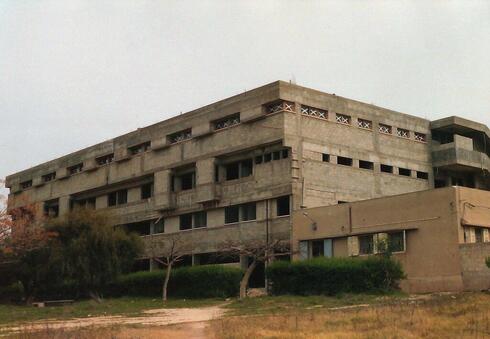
459,243,490,291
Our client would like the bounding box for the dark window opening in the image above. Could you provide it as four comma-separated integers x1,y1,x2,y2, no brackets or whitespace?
21,180,33,189
337,156,353,166
225,162,239,180
281,149,289,159
338,201,348,204
399,168,411,177
180,172,195,190
129,141,151,155
311,240,324,257
435,179,447,188
68,163,83,175
277,196,290,216
452,177,465,187
241,203,257,221
108,189,127,206
141,183,153,199
71,197,96,210
214,113,240,130
475,228,483,243
381,164,393,174
417,171,429,180
42,172,56,183
225,205,240,224
215,165,220,182
359,235,374,255
125,220,151,236
179,214,193,230
322,153,330,162
168,129,192,144
359,160,374,170
153,219,165,234
388,232,405,252
44,199,59,218
272,151,281,160
193,211,207,228
255,156,263,164
225,159,253,181
264,153,272,163
96,153,114,166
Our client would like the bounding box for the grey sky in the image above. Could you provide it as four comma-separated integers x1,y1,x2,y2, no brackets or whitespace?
1,0,489,200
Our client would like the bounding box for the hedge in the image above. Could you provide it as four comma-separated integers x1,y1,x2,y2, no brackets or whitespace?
267,256,405,296
106,265,243,299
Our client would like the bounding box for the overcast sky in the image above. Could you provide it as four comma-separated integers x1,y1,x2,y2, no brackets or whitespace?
1,0,489,200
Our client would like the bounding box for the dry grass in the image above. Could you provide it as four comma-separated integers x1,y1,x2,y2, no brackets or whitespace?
211,292,490,339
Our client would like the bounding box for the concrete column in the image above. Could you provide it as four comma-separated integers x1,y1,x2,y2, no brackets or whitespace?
96,195,108,209
196,158,216,185
58,195,71,216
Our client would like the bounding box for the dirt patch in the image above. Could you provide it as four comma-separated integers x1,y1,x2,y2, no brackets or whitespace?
0,305,225,336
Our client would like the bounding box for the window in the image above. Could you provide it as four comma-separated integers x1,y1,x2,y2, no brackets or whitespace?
42,172,56,183
168,129,192,144
322,153,330,162
43,199,59,217
129,141,151,155
68,163,83,175
225,203,256,224
311,240,324,257
399,168,411,177
214,113,240,130
21,180,32,189
153,219,165,234
255,149,289,165
180,212,207,230
141,183,153,199
336,113,351,125
281,149,289,159
417,171,429,180
388,232,405,252
179,214,193,230
264,153,272,163
125,220,151,236
380,164,393,174
71,197,96,210
173,171,196,191
435,179,446,188
359,235,374,255
266,100,295,114
414,132,427,143
255,155,263,164
359,160,374,170
96,153,114,166
379,124,392,135
225,205,240,224
108,189,127,206
358,119,373,130
452,177,464,186
397,128,410,139
301,105,327,119
272,151,281,160
475,228,483,243
277,196,290,216
337,156,353,166
225,159,252,181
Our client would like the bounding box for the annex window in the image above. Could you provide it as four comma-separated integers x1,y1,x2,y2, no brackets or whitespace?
225,159,253,181
96,153,114,166
322,153,330,162
266,100,295,114
398,168,411,177
301,105,327,120
379,124,392,135
214,113,240,131
277,196,290,216
388,231,405,252
225,203,257,224
380,164,393,174
108,189,128,207
417,171,429,180
168,129,192,144
336,113,351,125
141,183,153,199
414,132,427,143
42,172,56,183
68,163,83,175
359,235,374,255
358,118,373,130
180,212,207,230
129,141,151,155
397,128,410,139
337,156,353,167
359,160,374,170
21,180,33,189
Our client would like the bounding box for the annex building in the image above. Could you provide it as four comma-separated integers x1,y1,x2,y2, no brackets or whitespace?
5,81,490,288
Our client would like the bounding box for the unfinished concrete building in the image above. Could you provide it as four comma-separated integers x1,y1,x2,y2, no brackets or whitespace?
5,81,490,277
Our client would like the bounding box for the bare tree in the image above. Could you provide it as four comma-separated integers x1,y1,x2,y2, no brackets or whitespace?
147,233,193,301
219,238,290,299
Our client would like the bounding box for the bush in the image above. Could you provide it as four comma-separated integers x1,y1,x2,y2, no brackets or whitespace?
106,265,243,299
267,256,404,296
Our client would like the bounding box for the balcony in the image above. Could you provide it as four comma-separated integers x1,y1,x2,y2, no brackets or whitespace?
432,135,490,171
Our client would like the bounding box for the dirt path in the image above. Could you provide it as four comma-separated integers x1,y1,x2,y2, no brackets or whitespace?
0,305,225,337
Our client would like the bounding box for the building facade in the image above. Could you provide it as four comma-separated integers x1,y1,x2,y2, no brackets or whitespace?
5,81,490,272
292,187,490,293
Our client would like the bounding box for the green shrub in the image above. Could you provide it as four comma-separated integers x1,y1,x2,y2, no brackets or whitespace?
267,256,404,296
106,265,243,299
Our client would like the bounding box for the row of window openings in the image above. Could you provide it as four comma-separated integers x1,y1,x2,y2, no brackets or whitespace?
322,153,429,180
300,103,427,142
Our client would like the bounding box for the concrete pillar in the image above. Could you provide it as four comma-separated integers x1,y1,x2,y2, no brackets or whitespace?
128,187,141,203
196,158,216,185
58,195,71,216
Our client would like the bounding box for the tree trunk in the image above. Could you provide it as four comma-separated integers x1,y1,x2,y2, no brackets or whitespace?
240,260,257,299
163,264,172,301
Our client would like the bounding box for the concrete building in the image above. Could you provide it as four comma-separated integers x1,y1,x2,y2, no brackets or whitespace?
5,81,490,276
292,187,490,293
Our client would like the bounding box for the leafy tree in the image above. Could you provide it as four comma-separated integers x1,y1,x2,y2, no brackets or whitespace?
48,209,143,301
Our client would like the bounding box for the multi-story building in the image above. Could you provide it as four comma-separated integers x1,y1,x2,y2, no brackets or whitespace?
5,81,490,276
